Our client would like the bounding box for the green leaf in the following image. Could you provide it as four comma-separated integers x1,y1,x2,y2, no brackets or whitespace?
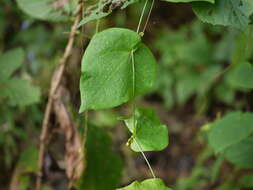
1,78,40,106
78,0,139,27
124,108,169,152
117,178,172,190
77,126,122,190
16,0,76,21
208,111,253,153
78,11,111,28
0,48,24,81
227,62,253,89
163,0,214,3
79,28,157,112
176,74,200,105
225,136,253,168
0,48,41,107
193,0,253,29
78,2,111,27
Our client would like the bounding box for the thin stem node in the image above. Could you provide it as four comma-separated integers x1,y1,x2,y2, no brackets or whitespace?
134,138,156,178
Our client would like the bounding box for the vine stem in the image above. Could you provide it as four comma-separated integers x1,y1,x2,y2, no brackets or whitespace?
95,19,100,33
129,0,157,179
142,0,155,33
134,138,156,178
95,0,102,33
131,51,136,134
130,51,156,178
35,2,83,190
136,0,149,33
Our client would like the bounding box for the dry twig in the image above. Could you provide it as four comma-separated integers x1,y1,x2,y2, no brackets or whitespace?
36,3,83,190
54,98,85,189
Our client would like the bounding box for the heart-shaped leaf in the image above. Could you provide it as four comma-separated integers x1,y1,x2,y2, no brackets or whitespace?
79,28,157,112
117,178,172,190
124,108,169,152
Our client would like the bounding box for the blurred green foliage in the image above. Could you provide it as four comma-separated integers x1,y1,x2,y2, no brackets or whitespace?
154,21,253,111
1,0,253,189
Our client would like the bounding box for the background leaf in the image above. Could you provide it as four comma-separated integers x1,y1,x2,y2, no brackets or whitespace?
226,62,253,89
193,0,253,29
225,136,253,168
0,48,24,81
77,126,123,190
1,78,40,106
208,111,253,153
16,0,76,21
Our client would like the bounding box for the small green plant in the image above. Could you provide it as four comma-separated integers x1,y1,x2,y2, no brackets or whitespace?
13,0,253,189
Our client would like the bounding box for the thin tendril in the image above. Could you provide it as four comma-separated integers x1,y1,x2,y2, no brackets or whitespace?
131,50,156,178
95,0,102,33
136,0,149,33
130,0,157,178
95,19,100,33
142,0,155,33
134,138,156,178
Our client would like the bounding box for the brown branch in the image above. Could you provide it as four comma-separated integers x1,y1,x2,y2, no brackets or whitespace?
36,3,83,190
53,97,85,189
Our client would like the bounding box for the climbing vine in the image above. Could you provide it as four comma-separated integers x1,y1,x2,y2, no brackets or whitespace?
13,0,253,189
